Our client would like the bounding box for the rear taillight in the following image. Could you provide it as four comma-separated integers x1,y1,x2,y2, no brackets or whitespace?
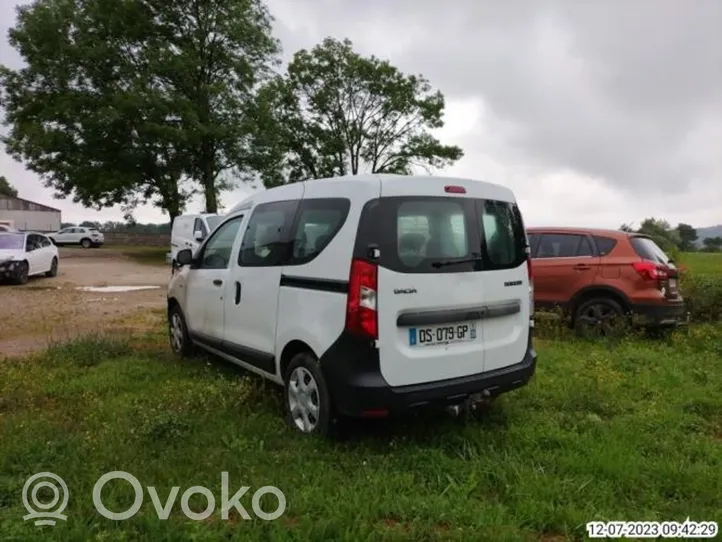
632,261,668,281
346,258,378,339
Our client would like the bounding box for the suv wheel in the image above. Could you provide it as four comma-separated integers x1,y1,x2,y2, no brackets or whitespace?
80,238,92,248
283,352,336,436
574,297,625,338
168,305,193,357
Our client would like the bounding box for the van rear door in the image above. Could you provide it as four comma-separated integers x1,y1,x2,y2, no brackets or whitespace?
373,177,530,387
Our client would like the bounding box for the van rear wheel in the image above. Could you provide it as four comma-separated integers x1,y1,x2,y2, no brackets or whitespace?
283,352,336,436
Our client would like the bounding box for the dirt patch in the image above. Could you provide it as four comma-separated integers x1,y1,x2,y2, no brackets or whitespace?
0,250,169,357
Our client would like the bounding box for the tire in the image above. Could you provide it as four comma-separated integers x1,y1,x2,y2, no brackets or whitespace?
46,257,58,278
168,305,193,357
80,238,92,248
283,352,336,436
13,261,29,285
573,297,625,338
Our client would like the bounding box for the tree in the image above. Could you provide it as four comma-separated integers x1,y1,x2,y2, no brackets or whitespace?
0,175,18,197
0,0,278,222
636,218,681,252
143,0,280,212
619,223,635,233
250,37,463,186
675,223,698,252
702,236,722,252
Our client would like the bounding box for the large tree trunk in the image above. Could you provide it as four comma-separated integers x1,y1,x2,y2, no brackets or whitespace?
201,142,218,213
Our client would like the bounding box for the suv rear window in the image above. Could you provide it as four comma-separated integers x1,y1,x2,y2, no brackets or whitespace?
357,196,527,274
630,236,670,264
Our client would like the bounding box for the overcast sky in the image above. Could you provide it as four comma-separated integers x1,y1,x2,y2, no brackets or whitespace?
1,0,720,228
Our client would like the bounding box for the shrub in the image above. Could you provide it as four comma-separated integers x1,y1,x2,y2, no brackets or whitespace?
681,272,722,323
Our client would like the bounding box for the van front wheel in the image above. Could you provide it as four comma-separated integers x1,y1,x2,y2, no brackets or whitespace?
283,352,336,436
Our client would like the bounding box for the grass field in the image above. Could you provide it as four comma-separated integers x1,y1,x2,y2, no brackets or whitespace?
98,245,169,265
679,251,722,275
0,253,720,540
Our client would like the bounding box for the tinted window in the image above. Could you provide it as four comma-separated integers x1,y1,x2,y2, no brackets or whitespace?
239,200,299,267
198,216,244,269
537,234,588,258
630,236,670,264
396,199,470,269
40,236,52,247
288,198,350,265
594,236,618,256
206,215,223,231
577,236,594,257
26,234,42,251
478,199,527,269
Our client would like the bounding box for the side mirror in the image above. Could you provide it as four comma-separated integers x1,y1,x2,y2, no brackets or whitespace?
176,249,193,266
193,230,204,241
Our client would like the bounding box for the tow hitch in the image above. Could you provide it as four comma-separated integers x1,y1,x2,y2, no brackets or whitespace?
445,391,494,418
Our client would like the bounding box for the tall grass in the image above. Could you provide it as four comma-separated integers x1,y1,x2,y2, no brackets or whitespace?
1,326,721,541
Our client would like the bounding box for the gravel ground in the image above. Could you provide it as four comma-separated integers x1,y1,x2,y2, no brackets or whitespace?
0,248,169,357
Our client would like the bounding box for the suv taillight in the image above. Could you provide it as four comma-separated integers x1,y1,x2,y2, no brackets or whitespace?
346,258,378,339
632,261,668,281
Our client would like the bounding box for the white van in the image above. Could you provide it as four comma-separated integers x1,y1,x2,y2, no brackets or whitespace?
167,174,536,435
169,213,223,265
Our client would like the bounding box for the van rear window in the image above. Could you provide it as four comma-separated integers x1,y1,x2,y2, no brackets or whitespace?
357,196,527,274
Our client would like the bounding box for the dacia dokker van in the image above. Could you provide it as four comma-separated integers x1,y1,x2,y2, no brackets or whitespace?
167,174,537,435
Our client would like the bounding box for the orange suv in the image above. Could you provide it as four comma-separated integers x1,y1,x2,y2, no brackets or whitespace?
527,227,688,334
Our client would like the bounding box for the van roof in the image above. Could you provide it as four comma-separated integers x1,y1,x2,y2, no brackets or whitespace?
228,174,515,214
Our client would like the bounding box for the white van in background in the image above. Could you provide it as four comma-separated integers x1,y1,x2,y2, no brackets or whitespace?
168,213,223,265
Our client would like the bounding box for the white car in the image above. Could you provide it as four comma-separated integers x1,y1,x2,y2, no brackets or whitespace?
167,174,536,435
0,231,59,284
48,226,104,248
169,213,223,266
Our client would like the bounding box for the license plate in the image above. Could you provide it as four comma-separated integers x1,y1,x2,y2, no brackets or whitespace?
408,322,477,347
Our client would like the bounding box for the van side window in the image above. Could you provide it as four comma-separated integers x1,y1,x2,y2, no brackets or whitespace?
288,198,350,265
198,216,244,269
478,200,527,269
239,200,299,267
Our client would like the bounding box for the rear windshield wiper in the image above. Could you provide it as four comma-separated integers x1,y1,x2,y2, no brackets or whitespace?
431,253,482,268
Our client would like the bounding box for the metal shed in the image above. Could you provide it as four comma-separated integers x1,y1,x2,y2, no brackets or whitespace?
0,195,62,232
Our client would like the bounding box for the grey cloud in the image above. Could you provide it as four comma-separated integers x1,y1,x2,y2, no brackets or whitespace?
267,0,722,196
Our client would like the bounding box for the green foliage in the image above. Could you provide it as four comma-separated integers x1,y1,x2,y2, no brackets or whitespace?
250,37,463,186
0,0,278,220
675,223,698,252
637,218,681,253
1,327,721,539
702,236,722,252
0,175,18,197
680,272,722,322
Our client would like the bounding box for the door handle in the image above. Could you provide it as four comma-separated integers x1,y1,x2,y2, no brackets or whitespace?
235,281,241,304
573,264,591,271
213,279,223,286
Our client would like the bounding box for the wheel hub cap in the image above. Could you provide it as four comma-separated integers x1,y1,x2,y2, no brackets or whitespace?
288,367,320,432
170,313,184,351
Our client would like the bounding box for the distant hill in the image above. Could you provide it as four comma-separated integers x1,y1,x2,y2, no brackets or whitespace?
696,225,722,246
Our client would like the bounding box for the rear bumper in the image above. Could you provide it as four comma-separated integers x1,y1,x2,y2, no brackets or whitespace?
631,302,688,327
320,331,537,417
